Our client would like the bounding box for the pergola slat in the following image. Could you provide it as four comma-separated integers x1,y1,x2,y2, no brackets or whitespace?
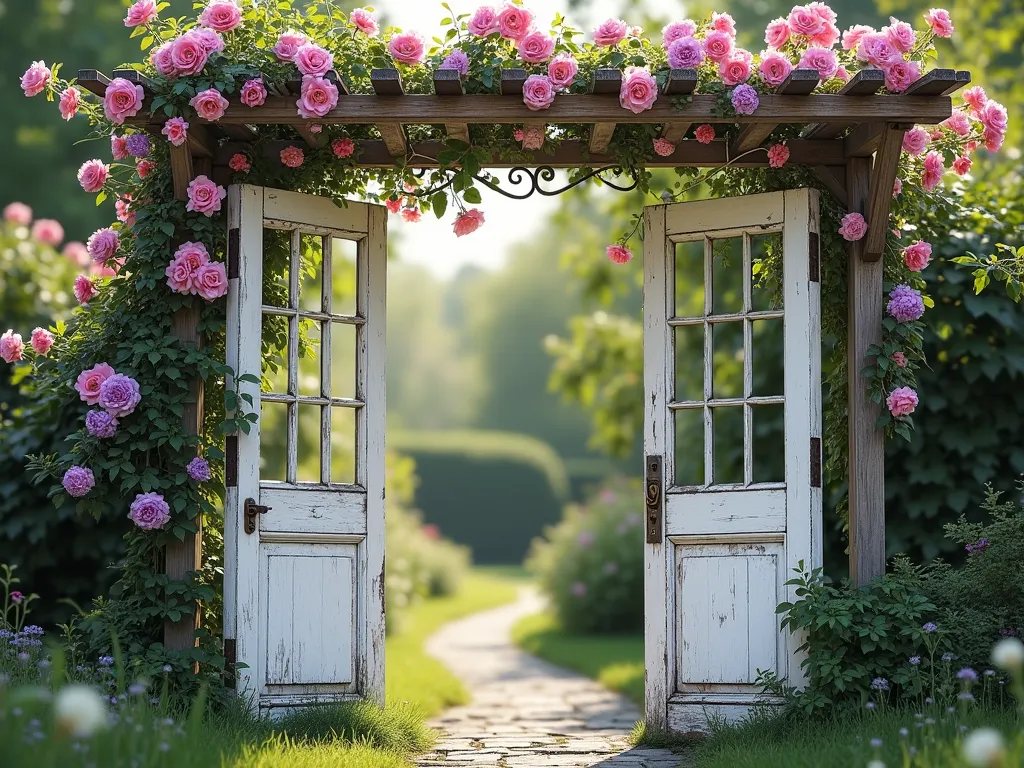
903,68,971,96
802,69,885,140
588,69,622,154
111,69,155,90
730,69,820,155
369,68,408,156
812,165,848,206
433,69,470,144
500,68,528,96
661,69,698,142
76,69,110,97
863,123,910,260
843,121,884,157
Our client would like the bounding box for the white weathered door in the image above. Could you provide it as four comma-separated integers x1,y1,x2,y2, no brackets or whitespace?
643,189,822,733
225,185,386,714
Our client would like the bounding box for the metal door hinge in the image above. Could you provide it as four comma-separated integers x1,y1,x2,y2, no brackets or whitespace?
645,455,663,544
810,437,822,488
225,435,238,488
227,227,240,279
809,231,820,283
244,497,271,535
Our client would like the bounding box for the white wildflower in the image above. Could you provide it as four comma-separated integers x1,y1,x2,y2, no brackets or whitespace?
54,685,108,738
962,728,1005,767
991,638,1024,672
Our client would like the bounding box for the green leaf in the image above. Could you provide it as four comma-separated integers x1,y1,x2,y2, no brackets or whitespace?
462,186,482,204
432,191,448,218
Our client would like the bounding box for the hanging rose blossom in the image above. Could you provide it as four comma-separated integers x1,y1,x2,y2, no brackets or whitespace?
547,53,578,89
978,101,1008,136
619,67,658,114
401,207,422,223
891,352,907,368
940,110,971,137
389,32,425,65
297,76,339,119
711,11,737,37
518,30,555,63
240,78,267,107
194,262,228,300
703,30,734,63
764,18,790,48
719,50,753,86
498,4,533,41
115,196,134,227
518,125,545,150
32,219,64,246
695,124,716,144
453,209,485,237
662,20,697,47
385,198,402,214
593,19,628,47
74,275,97,304
923,8,953,37
606,245,633,264
350,8,379,36
759,51,793,88
187,457,212,482
522,75,556,111
125,0,158,27
129,492,171,530
62,466,95,498
798,47,838,80
884,60,921,93
893,177,903,198
886,386,918,417
0,331,24,363
274,30,308,62
99,373,141,417
86,228,120,265
280,146,305,168
667,37,704,69
902,127,929,155
767,143,790,168
165,241,210,294
952,155,972,176
4,202,32,225
731,84,759,115
857,34,901,68
137,159,156,178
229,153,251,172
199,1,242,33
884,17,916,53
842,24,875,50
170,31,212,76
838,212,867,241
151,43,175,76
788,5,825,37
921,151,944,191
59,88,80,121
21,61,51,97
186,175,227,215
653,138,676,157
103,78,144,124
162,117,189,146
468,6,500,37
810,20,839,48
86,410,118,438
332,138,356,158
962,85,987,114
295,43,333,77
903,240,932,271
190,89,229,121
30,327,54,356
75,362,115,404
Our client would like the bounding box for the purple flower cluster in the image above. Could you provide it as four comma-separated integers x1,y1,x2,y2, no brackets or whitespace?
731,84,759,115
85,409,118,439
440,49,469,76
98,373,141,417
965,538,990,555
128,492,170,530
62,465,95,497
870,677,890,691
187,456,211,482
887,284,925,322
125,133,151,158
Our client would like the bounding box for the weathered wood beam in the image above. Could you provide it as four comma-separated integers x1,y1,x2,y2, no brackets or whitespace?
661,69,698,142
802,69,885,140
369,68,408,156
863,123,909,260
433,69,470,144
295,124,328,148
76,69,110,96
844,121,885,157
812,165,848,206
903,68,971,96
731,69,819,154
185,122,215,159
170,144,195,201
499,68,527,95
110,69,155,90
845,155,886,586
588,69,622,153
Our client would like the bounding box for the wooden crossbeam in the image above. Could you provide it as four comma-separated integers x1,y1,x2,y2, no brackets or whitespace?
863,123,910,260
369,68,408,156
500,68,527,95
903,68,971,96
76,69,110,96
111,69,155,90
812,165,848,206
295,125,328,148
433,69,470,144
802,69,885,140
588,69,622,154
730,69,819,154
844,121,884,157
661,69,698,142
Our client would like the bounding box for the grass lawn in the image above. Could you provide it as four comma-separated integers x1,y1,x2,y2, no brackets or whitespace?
510,610,645,706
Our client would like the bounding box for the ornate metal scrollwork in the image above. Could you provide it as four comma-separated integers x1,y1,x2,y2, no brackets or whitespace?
408,165,639,200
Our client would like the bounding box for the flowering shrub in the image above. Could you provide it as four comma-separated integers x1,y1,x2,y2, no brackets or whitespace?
526,479,644,634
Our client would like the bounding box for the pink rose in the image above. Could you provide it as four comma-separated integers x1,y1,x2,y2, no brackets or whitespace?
30,327,53,356
810,22,839,48
962,86,987,114
332,137,356,158
547,53,578,89
129,492,171,530
619,66,657,114
983,128,1004,152
498,3,533,41
522,75,556,111
162,117,189,147
75,362,115,404
668,37,705,69
695,124,715,144
518,124,545,150
719,50,753,86
111,135,129,159
891,352,907,368
809,2,838,23
187,175,227,215
884,59,920,93
389,32,425,65
165,241,210,294
240,78,267,108
151,43,175,76
453,208,485,237
274,30,308,62
940,110,971,137
59,88,80,121
194,261,228,300
885,17,916,53
662,20,697,47
798,47,838,80
653,137,676,157
125,0,158,27
350,8,379,36
103,78,144,124
759,51,793,87
767,143,790,168
857,34,901,68
787,5,825,37
593,18,628,47
703,30,734,63
297,75,339,119
711,11,737,37
99,373,141,417
74,275,97,304
295,43,333,77
903,240,932,271
893,177,903,197
0,330,24,363
606,245,633,264
838,212,867,241
468,6,500,37
978,101,1008,135
170,32,210,77
924,8,953,38
922,151,944,191
3,202,32,225
836,66,851,82
21,61,51,98
87,228,120,265
190,88,229,121
64,242,89,266
952,155,972,176
385,198,402,214
902,127,929,155
764,18,790,49
229,153,251,172
32,219,64,246
886,386,918,417
518,30,555,63
401,207,422,223
77,160,110,194
199,1,242,33
842,24,875,50
280,146,304,168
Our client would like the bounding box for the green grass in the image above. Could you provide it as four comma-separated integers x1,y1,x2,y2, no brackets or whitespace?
511,610,645,706
386,568,522,716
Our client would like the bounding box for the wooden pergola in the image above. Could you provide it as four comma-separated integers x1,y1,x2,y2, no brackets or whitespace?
77,63,970,653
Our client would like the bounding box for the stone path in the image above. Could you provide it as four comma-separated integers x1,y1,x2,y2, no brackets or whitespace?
416,587,686,768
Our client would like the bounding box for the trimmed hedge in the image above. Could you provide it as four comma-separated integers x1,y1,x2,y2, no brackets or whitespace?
390,430,569,564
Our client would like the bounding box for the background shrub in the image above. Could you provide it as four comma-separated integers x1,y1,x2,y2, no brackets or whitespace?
526,478,643,634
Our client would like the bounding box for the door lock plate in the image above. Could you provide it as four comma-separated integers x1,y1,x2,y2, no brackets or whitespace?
244,497,271,535
645,455,663,544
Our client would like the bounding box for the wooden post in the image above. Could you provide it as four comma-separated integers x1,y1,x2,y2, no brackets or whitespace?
845,156,886,584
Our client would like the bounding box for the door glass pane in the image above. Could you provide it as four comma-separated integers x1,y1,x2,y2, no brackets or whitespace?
752,404,785,483
712,322,743,399
262,228,291,309
673,324,703,403
673,408,704,486
299,233,324,312
750,234,782,312
259,401,289,482
263,327,289,395
298,319,321,398
674,239,704,318
331,407,357,484
711,237,743,315
296,404,322,483
331,322,357,400
751,319,784,397
713,406,744,485
332,237,359,317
